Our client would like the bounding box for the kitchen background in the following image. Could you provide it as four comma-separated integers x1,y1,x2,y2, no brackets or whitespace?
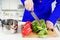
0,0,25,34
0,0,24,20
0,0,60,31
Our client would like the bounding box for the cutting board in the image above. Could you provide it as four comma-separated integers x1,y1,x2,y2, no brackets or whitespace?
22,29,58,38
21,22,58,38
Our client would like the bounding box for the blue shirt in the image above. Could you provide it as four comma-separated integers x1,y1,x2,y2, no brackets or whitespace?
21,0,60,25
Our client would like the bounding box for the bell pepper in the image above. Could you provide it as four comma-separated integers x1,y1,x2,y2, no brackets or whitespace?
22,21,32,36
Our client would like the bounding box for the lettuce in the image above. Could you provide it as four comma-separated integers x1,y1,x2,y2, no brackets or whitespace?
32,19,48,37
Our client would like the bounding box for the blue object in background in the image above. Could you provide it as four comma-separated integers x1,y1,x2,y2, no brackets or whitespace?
21,0,60,25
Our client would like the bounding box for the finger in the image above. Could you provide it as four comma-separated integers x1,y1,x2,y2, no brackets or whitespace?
25,4,29,10
25,1,28,9
26,4,32,11
28,4,33,11
28,6,32,11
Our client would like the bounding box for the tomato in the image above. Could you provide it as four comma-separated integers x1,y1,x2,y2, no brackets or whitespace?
22,23,31,29
22,21,32,29
22,27,32,36
22,21,32,36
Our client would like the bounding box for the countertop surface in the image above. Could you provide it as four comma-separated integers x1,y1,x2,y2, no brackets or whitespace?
0,22,60,40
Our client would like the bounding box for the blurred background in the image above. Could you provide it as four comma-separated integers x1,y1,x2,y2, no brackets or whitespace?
0,0,24,20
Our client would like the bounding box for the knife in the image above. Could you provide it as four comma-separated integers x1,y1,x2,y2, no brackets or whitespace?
31,11,54,31
31,11,41,26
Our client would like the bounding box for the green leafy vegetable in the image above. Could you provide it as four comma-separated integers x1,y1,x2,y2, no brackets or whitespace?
32,19,48,37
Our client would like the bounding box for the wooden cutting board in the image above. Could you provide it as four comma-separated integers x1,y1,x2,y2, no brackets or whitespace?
21,23,58,38
22,30,58,38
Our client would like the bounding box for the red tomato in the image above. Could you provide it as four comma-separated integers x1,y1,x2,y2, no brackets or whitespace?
26,21,32,25
22,21,32,36
22,21,32,29
22,27,32,36
22,23,31,29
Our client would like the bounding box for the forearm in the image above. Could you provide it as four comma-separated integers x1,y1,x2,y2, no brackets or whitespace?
48,2,60,25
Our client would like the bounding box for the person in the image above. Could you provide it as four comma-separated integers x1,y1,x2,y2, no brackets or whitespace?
21,0,60,30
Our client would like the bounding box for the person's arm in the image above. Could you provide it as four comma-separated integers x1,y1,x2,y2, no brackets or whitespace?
46,0,60,29
48,0,60,25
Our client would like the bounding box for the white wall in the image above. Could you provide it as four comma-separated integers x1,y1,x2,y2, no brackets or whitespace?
0,0,2,11
2,0,20,10
0,0,2,19
20,0,22,5
0,0,24,20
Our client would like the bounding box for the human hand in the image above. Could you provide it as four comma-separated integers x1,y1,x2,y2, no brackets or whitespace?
46,20,54,30
24,0,34,11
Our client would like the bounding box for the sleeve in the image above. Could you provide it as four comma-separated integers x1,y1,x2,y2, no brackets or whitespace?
21,0,25,5
48,0,60,25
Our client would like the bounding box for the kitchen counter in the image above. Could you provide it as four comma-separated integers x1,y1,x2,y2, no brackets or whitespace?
0,22,60,40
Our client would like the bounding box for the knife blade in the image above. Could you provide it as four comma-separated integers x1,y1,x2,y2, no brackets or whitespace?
31,11,41,26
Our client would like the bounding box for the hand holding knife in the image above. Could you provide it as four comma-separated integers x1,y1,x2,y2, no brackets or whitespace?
31,10,54,32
